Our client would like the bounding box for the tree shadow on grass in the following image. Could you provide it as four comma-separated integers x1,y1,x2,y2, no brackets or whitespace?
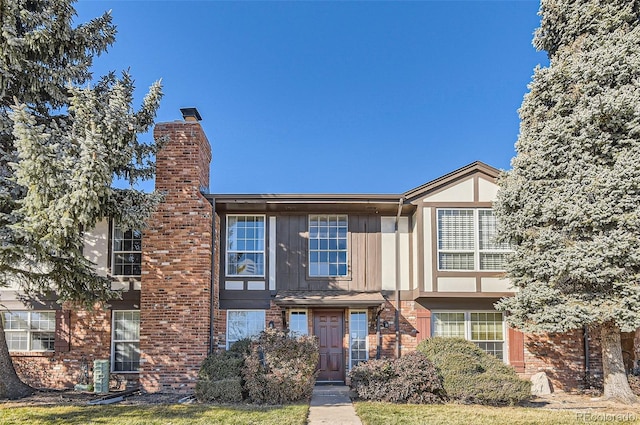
1,404,308,425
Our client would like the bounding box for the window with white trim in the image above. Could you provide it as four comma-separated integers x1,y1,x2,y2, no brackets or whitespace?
226,216,265,277
308,214,348,277
349,311,368,369
432,311,505,360
227,310,265,349
2,311,55,352
437,209,510,271
112,310,140,372
289,311,308,336
112,225,142,276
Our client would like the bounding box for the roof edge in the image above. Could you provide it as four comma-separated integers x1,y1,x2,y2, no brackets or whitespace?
403,161,501,200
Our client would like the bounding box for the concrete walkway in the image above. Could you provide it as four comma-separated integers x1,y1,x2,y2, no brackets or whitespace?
307,385,362,425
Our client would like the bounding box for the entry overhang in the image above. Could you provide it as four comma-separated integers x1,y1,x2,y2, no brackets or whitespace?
274,291,386,308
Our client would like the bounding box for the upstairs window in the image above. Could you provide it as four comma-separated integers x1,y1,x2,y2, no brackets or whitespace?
2,311,55,352
226,215,265,277
308,215,348,277
437,209,509,271
112,225,142,276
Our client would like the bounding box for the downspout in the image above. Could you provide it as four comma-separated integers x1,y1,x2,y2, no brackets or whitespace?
376,306,383,359
583,325,590,384
395,197,404,359
209,197,216,355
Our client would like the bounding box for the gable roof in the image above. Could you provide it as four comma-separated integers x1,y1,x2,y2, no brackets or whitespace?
208,161,501,213
402,161,500,202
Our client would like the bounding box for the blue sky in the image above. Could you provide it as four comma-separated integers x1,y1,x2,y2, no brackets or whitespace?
74,0,548,194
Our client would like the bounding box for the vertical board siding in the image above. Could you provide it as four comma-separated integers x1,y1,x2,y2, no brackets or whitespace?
416,309,431,343
54,310,71,352
508,327,525,372
274,214,382,291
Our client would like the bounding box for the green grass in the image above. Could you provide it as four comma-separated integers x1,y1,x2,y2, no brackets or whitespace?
0,403,309,425
354,402,640,425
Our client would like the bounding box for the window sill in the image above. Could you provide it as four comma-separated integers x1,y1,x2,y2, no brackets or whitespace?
306,276,352,281
9,351,54,358
110,275,142,280
225,275,266,279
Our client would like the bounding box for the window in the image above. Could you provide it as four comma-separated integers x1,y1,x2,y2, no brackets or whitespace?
470,312,504,359
227,310,265,349
432,311,504,360
112,225,142,276
289,311,308,336
112,311,140,372
437,209,510,271
226,216,265,276
349,311,368,369
477,210,511,270
2,311,55,352
433,312,465,338
308,215,348,277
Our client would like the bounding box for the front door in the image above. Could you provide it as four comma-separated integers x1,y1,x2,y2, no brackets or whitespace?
314,310,344,382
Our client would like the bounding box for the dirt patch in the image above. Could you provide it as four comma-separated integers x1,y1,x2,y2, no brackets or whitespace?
3,389,640,414
523,392,640,415
0,389,188,407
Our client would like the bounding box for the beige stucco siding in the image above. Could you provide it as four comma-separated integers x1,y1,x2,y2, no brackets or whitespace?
422,207,433,291
83,219,109,277
380,216,410,291
422,178,474,202
481,277,515,292
478,177,499,203
381,217,395,290
437,277,476,292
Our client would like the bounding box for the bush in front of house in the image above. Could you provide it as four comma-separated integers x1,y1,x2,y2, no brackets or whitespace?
417,337,531,405
195,339,251,403
349,351,444,404
242,329,319,404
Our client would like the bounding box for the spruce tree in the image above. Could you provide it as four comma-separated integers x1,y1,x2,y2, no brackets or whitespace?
0,0,162,399
495,0,640,404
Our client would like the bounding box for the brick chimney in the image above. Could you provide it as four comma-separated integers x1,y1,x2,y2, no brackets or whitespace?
139,109,214,392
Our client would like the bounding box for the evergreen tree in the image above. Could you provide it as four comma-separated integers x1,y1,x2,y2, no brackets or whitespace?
0,0,162,399
495,0,640,404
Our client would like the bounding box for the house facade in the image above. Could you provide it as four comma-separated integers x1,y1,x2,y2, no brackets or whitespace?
2,110,635,393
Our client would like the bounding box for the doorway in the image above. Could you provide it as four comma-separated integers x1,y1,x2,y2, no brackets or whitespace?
314,310,344,382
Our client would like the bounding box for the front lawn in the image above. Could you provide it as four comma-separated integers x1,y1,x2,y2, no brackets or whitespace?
0,403,309,425
354,402,640,425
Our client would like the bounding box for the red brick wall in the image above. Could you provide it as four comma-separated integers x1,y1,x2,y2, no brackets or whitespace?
376,300,420,358
139,119,213,392
524,328,603,391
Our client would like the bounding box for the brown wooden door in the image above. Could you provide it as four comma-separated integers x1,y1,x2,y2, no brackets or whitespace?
314,310,345,382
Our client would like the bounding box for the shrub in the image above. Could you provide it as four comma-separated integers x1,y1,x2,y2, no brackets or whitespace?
349,351,444,404
243,329,319,404
229,338,252,356
349,358,396,401
417,337,530,405
195,377,243,403
195,348,246,403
